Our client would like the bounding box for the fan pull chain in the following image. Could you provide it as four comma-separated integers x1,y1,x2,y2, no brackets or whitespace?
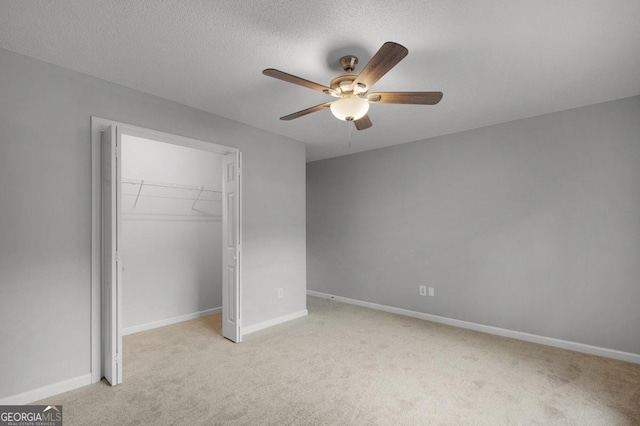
348,122,352,150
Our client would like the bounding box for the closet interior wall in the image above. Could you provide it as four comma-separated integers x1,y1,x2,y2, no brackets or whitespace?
120,135,223,334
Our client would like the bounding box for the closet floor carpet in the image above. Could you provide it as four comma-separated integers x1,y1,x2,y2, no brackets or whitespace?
38,296,640,425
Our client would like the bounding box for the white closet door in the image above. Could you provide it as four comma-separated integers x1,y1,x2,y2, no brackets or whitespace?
101,125,123,385
222,152,241,342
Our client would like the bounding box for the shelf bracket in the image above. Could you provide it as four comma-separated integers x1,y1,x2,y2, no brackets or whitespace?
191,186,204,210
133,180,144,207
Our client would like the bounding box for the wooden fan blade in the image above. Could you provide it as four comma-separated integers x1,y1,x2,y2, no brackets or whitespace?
353,42,409,90
263,68,330,93
280,102,332,120
368,92,443,105
354,114,372,130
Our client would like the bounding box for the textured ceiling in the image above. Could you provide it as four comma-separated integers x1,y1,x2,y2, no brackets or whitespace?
1,1,639,161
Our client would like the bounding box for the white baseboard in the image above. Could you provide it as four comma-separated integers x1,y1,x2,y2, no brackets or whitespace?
0,373,92,405
307,290,640,364
242,309,308,335
123,307,222,336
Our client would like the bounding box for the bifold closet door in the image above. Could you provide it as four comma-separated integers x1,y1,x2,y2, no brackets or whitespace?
222,152,241,342
101,125,123,385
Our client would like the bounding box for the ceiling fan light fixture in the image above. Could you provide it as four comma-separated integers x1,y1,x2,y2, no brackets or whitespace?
264,42,442,130
330,95,369,121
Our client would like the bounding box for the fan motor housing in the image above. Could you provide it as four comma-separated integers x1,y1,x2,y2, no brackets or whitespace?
330,74,356,93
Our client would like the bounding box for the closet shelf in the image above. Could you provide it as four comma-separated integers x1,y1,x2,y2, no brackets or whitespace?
122,178,221,209
122,178,220,192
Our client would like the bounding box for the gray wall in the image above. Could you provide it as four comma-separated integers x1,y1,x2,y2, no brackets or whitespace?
307,96,640,355
0,48,306,399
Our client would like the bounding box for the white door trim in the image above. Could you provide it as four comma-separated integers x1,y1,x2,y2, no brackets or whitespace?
90,116,242,384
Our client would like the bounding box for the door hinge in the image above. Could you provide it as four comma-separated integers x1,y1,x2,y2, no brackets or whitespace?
116,353,122,364
115,251,120,262
115,145,120,158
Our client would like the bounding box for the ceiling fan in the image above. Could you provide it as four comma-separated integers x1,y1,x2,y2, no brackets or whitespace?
262,41,443,130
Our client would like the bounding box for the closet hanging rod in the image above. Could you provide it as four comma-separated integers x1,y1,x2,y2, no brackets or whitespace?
121,178,220,193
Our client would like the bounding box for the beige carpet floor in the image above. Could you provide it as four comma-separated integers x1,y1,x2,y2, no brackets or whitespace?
38,296,640,425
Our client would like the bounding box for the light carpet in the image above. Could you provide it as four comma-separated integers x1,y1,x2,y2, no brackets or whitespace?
37,296,640,425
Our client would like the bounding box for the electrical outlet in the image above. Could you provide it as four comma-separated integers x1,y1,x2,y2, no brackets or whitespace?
428,287,434,297
419,285,427,296
278,288,283,299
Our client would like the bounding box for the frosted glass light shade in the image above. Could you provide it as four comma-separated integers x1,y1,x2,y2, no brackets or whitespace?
330,96,369,121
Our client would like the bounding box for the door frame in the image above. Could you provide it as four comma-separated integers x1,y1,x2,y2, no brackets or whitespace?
90,117,242,384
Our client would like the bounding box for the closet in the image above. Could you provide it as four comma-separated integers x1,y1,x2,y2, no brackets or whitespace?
119,135,223,335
